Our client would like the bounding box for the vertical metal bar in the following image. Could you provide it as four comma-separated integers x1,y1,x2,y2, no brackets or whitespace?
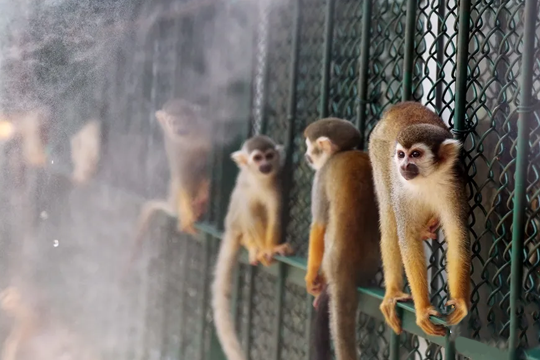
508,0,538,357
200,233,212,360
402,0,417,101
389,307,401,360
273,0,300,358
320,0,335,118
453,0,471,140
273,264,287,360
356,0,373,148
257,0,271,135
445,331,456,360
305,294,314,360
242,267,255,359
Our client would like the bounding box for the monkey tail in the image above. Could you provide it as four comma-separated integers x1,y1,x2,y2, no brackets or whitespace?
120,200,175,281
211,230,245,360
328,277,359,360
311,286,332,360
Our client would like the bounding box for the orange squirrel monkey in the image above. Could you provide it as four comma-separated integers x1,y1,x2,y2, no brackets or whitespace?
211,135,294,360
304,118,381,360
122,99,212,276
70,119,102,185
368,101,470,337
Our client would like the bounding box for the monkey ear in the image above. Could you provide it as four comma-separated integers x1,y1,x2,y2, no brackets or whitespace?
316,136,337,154
439,139,461,161
231,150,249,166
155,110,166,123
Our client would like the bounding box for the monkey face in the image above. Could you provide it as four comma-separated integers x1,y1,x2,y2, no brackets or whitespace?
231,143,283,178
304,137,336,170
394,143,433,180
249,149,279,176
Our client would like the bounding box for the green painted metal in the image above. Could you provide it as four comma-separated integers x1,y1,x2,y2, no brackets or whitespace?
508,0,539,357
319,0,334,118
453,0,471,140
242,267,255,359
356,0,372,148
402,0,417,102
272,263,287,360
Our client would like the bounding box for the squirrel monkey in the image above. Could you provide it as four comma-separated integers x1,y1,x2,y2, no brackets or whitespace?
70,119,102,185
304,118,381,360
368,101,470,337
122,99,212,276
211,135,294,360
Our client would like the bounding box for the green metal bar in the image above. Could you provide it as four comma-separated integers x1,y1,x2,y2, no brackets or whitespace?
402,0,417,101
305,293,314,360
242,267,255,359
445,330,456,360
389,307,401,360
258,1,271,135
319,0,335,118
199,234,212,360
356,0,373,148
508,0,538,357
452,0,471,139
272,263,287,360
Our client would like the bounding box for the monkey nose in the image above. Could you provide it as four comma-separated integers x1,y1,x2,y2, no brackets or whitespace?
259,164,272,174
400,164,419,180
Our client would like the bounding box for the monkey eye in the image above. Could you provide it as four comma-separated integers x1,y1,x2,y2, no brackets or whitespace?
265,152,274,161
253,154,263,162
397,151,405,159
410,150,422,158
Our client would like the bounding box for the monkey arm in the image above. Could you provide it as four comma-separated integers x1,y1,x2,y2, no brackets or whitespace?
440,194,470,325
305,222,326,295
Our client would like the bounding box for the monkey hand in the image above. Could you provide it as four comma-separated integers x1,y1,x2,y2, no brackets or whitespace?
178,220,198,235
379,291,413,335
248,247,259,266
415,306,445,337
445,298,468,326
305,273,326,296
256,249,275,267
422,217,440,240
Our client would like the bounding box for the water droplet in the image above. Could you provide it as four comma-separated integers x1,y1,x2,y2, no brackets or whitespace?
53,240,59,247
51,160,54,164
40,211,48,220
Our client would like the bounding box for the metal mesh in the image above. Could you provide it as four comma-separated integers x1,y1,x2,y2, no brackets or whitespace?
1,0,539,359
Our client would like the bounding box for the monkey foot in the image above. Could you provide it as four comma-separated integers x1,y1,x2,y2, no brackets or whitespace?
422,218,440,240
248,248,259,266
380,292,413,335
416,306,445,337
178,221,198,235
272,243,294,257
256,250,275,267
312,284,328,309
445,298,468,325
305,273,326,297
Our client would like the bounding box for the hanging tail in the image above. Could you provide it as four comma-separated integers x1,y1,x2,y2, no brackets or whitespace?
211,231,245,360
120,200,175,280
311,286,332,360
328,276,359,360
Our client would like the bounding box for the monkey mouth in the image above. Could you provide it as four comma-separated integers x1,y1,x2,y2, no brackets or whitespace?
259,165,273,174
400,171,418,180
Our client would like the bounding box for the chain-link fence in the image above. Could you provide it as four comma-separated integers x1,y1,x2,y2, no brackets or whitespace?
0,0,538,359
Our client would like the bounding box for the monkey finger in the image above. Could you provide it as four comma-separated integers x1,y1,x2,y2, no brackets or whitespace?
273,243,294,256
445,298,468,325
417,317,446,337
380,301,402,335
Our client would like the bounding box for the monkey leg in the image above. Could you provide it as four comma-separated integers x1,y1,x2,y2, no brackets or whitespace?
240,235,260,266
421,217,440,241
441,210,470,326
398,226,445,337
177,189,198,235
305,223,326,296
379,206,411,335
192,178,210,220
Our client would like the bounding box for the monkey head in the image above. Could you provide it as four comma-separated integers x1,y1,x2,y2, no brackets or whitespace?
394,124,461,181
155,99,209,144
231,135,284,178
303,118,361,170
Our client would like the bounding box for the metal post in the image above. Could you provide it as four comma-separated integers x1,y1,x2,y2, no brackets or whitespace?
508,0,538,358
356,0,373,148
